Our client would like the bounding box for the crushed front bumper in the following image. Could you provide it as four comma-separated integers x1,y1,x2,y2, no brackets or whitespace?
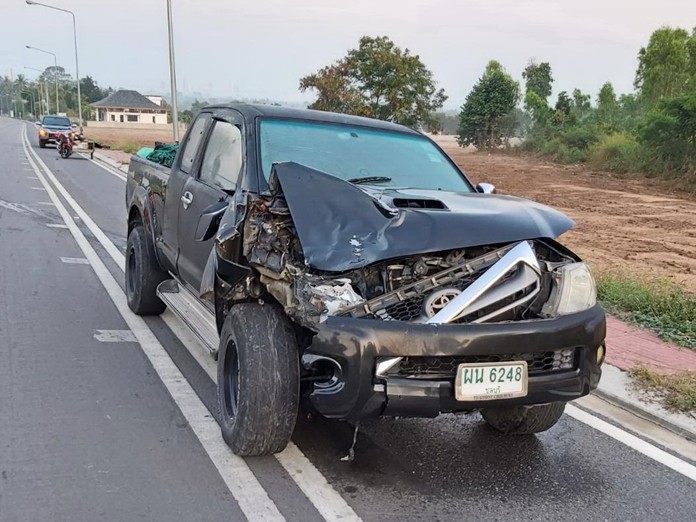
302,304,606,420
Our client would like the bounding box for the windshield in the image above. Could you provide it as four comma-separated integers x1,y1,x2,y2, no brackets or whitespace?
42,116,71,127
259,119,473,192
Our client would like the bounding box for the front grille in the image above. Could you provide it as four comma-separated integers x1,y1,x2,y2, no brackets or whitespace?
384,348,577,379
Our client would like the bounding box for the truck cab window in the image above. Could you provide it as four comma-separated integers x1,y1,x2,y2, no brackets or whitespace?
199,121,242,192
179,113,211,174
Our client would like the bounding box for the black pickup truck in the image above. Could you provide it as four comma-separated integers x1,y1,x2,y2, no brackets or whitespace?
125,104,606,456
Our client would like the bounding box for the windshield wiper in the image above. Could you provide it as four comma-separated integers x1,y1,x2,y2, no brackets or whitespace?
347,176,392,185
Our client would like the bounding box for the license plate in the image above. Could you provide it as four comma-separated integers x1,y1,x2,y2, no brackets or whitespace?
455,361,528,401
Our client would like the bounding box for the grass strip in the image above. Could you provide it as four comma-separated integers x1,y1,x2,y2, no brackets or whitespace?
596,274,696,350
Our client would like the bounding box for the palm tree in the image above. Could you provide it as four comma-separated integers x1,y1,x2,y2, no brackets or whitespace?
14,74,27,90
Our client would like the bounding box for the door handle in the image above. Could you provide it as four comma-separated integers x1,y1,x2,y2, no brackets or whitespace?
181,191,193,209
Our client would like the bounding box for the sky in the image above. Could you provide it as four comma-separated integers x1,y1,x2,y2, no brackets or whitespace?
1,0,695,109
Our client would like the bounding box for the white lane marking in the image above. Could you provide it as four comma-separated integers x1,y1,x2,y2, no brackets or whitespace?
26,125,364,522
81,154,127,181
566,405,696,482
21,126,286,522
94,329,137,343
27,175,39,179
60,257,90,264
276,445,362,522
160,310,362,521
577,394,696,462
47,223,68,229
31,186,47,191
38,202,55,206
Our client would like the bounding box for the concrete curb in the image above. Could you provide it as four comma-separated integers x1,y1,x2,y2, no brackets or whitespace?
92,151,129,174
594,364,696,441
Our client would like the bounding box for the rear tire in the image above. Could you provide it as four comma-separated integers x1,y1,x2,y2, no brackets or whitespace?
217,303,299,456
39,139,47,148
481,402,566,434
125,225,167,315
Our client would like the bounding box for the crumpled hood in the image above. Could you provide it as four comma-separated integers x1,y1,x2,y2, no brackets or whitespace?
272,162,575,272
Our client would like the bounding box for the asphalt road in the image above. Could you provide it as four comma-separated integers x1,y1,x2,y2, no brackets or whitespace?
1,116,695,521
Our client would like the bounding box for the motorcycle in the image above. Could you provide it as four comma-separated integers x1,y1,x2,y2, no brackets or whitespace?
57,131,77,159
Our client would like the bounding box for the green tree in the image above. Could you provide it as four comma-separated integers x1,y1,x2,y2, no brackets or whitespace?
180,110,194,125
79,76,108,103
300,36,447,127
639,93,696,172
457,60,520,149
550,91,577,128
190,99,210,114
522,61,553,102
635,27,695,105
596,81,620,131
522,61,553,125
524,90,552,125
617,93,644,133
571,88,592,121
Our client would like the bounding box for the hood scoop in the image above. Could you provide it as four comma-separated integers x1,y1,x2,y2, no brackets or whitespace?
392,198,446,209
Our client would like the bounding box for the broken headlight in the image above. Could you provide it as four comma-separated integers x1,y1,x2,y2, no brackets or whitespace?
542,262,596,316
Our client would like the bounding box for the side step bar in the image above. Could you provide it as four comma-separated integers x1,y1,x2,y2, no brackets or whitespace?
157,279,219,357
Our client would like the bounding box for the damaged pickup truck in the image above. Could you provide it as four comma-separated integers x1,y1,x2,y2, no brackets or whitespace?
125,104,606,456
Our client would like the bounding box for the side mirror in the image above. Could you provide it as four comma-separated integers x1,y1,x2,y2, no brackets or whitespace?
72,123,78,128
35,121,41,126
476,182,496,194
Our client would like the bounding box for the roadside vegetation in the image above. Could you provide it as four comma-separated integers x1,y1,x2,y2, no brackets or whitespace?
596,274,696,350
455,26,696,192
0,71,112,121
629,367,696,414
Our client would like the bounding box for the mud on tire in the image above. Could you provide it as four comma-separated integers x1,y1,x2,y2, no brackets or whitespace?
481,402,566,435
217,303,299,456
125,225,168,315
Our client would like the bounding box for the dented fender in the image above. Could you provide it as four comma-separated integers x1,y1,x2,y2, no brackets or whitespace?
200,190,252,301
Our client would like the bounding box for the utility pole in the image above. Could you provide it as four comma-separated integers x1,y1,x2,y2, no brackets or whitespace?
26,45,59,113
167,0,180,142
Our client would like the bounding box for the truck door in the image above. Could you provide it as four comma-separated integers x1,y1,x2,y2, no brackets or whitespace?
176,115,244,292
160,112,212,273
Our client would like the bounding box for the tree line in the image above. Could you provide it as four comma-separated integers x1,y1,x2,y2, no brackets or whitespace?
299,28,696,186
0,67,111,121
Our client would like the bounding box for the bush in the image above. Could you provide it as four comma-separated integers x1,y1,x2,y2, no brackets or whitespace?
560,125,600,150
556,146,587,164
588,133,643,173
520,126,592,163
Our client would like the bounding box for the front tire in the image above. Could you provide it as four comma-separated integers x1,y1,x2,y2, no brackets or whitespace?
39,139,47,148
125,225,168,315
217,303,299,456
481,402,566,434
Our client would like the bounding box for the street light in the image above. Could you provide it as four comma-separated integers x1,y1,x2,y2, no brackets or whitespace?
26,45,59,113
26,1,83,128
167,0,180,142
